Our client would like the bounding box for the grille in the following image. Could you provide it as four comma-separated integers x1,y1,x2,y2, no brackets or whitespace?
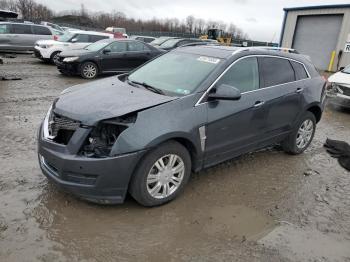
338,85,350,97
48,112,80,138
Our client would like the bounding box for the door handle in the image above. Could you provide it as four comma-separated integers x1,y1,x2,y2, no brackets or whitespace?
296,87,304,93
254,101,265,107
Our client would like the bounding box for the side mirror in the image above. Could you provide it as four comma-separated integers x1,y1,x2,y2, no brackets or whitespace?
208,84,241,101
103,48,111,54
71,38,77,43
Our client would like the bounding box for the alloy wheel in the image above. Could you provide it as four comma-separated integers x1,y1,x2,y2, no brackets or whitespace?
296,119,314,149
83,64,97,78
146,154,185,199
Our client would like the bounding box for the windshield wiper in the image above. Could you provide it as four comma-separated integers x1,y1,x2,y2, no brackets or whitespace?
127,79,165,95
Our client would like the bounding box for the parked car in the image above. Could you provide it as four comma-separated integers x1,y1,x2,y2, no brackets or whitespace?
327,65,350,108
0,22,56,51
34,30,113,63
56,39,164,78
150,36,179,46
105,27,128,38
41,21,64,32
129,35,156,43
38,45,326,206
158,38,206,50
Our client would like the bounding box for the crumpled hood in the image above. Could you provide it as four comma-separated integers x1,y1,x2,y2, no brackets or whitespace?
53,77,176,125
328,71,350,88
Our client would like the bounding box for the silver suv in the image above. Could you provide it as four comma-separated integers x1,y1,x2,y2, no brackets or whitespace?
0,22,54,51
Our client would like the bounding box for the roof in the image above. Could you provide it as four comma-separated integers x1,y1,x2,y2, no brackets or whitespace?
177,45,240,59
0,10,18,18
284,4,350,12
176,45,309,62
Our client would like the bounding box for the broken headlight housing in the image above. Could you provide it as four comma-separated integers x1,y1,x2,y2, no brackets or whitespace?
80,113,137,158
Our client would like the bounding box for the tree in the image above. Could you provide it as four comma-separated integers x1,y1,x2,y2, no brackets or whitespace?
185,15,195,33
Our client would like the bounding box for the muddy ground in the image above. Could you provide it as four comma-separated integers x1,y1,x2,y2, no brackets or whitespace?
0,54,349,262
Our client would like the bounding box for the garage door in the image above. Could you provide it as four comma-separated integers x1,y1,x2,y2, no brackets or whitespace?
292,15,343,70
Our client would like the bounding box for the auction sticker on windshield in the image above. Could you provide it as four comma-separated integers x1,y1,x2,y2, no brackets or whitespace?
197,56,220,64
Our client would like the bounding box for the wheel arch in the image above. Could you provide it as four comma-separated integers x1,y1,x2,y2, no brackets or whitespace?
80,60,101,72
144,133,202,172
306,104,322,123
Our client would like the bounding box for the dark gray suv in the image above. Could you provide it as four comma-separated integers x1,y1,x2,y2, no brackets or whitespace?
38,45,327,206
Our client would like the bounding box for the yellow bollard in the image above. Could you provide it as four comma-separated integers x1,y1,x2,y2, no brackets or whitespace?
328,50,336,72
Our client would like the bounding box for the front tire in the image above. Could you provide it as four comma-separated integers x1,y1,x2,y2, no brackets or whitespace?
50,51,61,64
129,141,191,207
80,61,98,79
283,111,316,154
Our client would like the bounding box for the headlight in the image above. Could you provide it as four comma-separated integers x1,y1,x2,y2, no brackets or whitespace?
39,44,53,48
63,57,79,62
79,114,137,158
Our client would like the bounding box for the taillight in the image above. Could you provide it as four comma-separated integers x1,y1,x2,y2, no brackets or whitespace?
53,35,58,41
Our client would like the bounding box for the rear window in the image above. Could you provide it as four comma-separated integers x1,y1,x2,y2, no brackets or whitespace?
259,57,295,87
0,24,10,34
12,24,32,34
89,35,109,42
291,61,309,80
32,26,51,35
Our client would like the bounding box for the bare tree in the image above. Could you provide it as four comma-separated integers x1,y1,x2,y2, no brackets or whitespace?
185,15,195,33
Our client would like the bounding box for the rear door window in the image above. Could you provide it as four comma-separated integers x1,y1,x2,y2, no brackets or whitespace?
259,57,295,87
12,24,32,34
109,41,127,52
216,57,260,93
0,24,10,34
291,61,309,80
32,26,51,35
128,41,147,51
89,35,109,42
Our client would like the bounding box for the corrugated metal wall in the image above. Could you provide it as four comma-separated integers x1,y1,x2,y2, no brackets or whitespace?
281,7,350,71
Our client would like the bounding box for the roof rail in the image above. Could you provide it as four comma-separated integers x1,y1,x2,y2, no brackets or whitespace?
177,42,219,48
237,46,299,54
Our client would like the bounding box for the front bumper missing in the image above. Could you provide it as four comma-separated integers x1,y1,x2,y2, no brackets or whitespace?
38,121,146,204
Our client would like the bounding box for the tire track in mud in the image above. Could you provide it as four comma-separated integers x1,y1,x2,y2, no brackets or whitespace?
0,132,36,159
0,96,56,104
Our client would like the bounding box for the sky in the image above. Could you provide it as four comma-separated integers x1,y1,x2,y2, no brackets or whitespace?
36,0,346,42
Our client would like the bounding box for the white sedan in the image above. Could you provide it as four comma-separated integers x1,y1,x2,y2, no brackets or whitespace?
327,65,350,108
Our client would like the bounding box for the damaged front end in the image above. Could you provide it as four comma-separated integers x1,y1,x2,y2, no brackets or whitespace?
327,82,350,108
79,113,137,158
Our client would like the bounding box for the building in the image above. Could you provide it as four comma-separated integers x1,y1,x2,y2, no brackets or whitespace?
280,4,350,72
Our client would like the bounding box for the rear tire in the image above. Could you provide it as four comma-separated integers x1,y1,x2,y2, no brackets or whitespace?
80,61,98,79
129,141,191,207
282,111,316,154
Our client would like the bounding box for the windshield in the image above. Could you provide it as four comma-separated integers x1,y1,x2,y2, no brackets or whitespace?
128,52,221,96
84,40,110,51
57,32,74,42
160,38,181,48
342,65,350,74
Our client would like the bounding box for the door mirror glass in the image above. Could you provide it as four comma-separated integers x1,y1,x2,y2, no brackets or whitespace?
103,48,111,54
71,38,77,43
208,84,241,101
